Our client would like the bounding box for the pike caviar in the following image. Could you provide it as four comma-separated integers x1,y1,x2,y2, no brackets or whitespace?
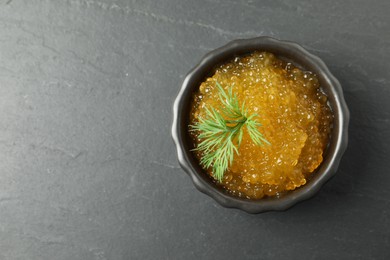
189,52,333,199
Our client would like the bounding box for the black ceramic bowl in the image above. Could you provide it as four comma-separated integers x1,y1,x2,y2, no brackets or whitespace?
172,36,349,213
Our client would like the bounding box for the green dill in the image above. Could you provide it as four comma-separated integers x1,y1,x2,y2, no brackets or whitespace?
190,82,270,182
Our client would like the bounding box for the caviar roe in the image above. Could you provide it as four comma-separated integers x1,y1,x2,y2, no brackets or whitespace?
189,52,333,199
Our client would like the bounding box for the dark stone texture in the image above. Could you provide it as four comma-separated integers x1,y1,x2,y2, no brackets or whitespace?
0,0,389,259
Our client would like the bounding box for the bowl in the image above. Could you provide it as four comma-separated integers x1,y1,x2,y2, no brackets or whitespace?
172,36,349,213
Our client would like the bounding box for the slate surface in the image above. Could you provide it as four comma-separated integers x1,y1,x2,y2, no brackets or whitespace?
0,0,389,259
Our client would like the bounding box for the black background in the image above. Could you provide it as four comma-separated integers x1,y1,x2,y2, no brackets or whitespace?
0,0,389,259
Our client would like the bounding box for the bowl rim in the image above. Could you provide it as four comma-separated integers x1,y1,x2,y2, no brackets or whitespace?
172,36,350,214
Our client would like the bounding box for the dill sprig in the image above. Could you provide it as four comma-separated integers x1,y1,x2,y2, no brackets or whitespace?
190,82,270,182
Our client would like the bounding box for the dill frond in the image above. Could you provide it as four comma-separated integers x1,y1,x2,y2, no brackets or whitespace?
190,82,269,182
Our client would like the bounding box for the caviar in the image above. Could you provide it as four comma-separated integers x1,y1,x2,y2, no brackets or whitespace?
189,52,333,199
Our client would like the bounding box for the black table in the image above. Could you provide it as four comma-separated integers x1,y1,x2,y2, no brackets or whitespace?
1,1,389,259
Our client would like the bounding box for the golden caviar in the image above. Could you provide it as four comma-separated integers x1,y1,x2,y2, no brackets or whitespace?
189,52,333,199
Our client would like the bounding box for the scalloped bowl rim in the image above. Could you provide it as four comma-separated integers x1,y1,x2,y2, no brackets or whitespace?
172,36,349,214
